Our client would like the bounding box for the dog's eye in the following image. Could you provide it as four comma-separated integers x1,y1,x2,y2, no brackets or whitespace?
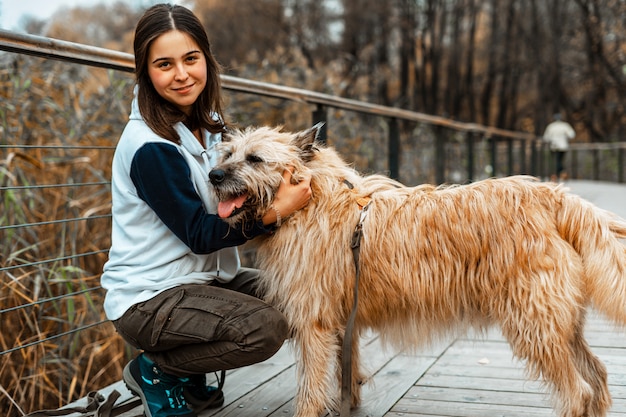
247,154,264,164
223,151,233,160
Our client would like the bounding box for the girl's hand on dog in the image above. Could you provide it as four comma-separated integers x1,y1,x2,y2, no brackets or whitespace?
262,169,312,226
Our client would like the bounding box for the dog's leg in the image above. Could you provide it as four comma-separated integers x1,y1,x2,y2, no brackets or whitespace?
513,333,594,416
293,325,340,417
569,315,611,417
499,270,597,417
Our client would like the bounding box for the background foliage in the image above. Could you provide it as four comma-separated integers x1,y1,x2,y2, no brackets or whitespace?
21,0,626,141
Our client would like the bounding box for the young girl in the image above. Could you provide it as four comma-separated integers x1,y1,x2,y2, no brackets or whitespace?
100,4,311,417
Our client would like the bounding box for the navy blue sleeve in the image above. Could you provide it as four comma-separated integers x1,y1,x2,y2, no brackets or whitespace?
130,142,271,254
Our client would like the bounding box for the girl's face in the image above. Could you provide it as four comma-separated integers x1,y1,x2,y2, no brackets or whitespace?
147,30,207,115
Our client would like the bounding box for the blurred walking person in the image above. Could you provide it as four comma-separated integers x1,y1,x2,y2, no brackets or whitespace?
543,113,575,182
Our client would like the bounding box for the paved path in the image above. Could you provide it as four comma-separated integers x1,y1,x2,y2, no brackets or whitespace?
564,180,626,219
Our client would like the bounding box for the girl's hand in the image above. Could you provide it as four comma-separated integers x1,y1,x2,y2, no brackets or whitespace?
262,168,312,225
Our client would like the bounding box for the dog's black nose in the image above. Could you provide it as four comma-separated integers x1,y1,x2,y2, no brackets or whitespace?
209,169,225,185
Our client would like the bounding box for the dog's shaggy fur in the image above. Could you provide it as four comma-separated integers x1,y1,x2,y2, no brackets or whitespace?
209,124,626,417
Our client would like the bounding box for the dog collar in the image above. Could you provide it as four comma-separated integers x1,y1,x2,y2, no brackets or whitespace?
343,179,372,210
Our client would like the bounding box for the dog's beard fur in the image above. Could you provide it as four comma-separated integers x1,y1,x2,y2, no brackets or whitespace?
210,126,313,225
209,124,626,417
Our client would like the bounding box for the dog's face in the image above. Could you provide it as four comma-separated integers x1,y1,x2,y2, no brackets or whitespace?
209,124,322,226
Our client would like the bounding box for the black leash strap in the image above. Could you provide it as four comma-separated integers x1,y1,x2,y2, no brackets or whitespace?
23,390,141,417
23,370,225,417
186,370,227,412
341,201,371,417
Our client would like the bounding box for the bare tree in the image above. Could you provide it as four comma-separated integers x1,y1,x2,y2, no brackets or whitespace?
11,0,626,141
193,0,288,70
572,0,626,140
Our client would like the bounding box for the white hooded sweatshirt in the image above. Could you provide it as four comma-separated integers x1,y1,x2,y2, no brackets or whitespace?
543,120,575,151
101,91,268,320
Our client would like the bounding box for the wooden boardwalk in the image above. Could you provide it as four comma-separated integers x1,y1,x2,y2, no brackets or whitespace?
89,312,626,417
72,180,626,417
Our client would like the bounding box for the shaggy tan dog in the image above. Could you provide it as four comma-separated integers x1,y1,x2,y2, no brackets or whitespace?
209,124,626,417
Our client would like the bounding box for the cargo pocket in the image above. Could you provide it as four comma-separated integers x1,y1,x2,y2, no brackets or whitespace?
148,288,186,347
165,289,245,343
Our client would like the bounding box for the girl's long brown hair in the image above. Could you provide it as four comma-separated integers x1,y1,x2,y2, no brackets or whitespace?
133,3,226,143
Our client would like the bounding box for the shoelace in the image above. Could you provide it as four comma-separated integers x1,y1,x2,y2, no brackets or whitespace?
144,365,189,410
149,367,191,411
163,382,189,410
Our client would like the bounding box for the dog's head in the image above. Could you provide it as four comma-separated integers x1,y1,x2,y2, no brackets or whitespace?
209,123,323,226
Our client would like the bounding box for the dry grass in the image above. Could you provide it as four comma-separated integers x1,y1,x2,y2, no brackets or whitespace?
0,56,136,416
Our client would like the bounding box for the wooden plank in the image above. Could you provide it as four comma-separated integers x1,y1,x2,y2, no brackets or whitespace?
392,312,626,417
416,372,546,394
209,366,296,417
388,397,553,417
350,352,440,417
265,335,447,417
266,335,407,417
110,341,298,417
200,343,296,417
402,385,551,409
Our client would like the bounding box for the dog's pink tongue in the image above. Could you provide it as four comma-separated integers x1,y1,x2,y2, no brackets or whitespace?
217,194,248,218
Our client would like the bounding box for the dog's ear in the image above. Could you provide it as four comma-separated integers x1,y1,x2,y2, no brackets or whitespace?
293,122,324,162
222,127,235,143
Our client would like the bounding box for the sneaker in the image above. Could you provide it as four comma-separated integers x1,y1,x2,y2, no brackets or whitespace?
183,374,225,412
123,354,196,417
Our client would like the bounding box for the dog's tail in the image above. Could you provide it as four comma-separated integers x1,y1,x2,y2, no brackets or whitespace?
559,193,626,323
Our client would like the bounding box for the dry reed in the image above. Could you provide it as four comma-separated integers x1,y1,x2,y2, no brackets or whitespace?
0,55,136,416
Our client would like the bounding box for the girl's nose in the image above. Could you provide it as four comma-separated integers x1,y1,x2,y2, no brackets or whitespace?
174,64,188,81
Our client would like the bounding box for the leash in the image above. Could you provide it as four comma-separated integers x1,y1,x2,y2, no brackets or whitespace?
23,370,226,417
186,370,227,411
23,390,141,417
341,180,371,417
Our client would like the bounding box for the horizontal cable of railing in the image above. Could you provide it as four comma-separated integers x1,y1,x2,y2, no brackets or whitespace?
570,142,626,150
1,181,111,191
1,214,111,231
0,287,103,315
0,320,109,357
0,29,537,141
1,250,109,272
1,144,117,150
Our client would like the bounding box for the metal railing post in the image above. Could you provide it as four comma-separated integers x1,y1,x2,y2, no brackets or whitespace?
519,139,527,174
388,118,399,181
507,138,514,176
435,126,446,184
466,131,475,182
617,148,624,184
490,136,497,177
530,139,539,177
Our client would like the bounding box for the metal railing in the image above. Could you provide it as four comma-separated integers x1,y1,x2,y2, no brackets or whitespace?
0,30,542,181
